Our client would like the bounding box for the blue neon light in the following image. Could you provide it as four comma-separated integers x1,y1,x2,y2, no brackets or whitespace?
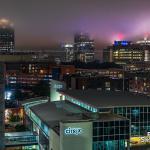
121,41,128,46
114,41,119,46
114,41,129,46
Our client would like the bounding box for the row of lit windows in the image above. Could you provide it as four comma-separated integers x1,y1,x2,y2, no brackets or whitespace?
65,95,98,112
93,140,126,150
114,57,142,59
93,135,129,142
114,54,142,57
113,54,143,57
93,127,129,136
5,134,37,143
114,50,142,53
113,107,150,113
114,55,142,57
93,121,129,127
112,107,150,136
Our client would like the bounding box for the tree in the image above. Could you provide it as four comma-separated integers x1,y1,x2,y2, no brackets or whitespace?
9,114,21,122
15,124,27,132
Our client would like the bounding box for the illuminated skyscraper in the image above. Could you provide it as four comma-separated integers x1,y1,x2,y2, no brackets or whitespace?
74,33,95,63
0,19,15,52
103,40,150,64
62,43,74,62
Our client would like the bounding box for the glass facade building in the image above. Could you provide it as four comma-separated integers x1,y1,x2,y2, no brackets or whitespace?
65,95,150,137
22,97,130,150
97,106,150,137
93,120,130,150
112,106,150,137
5,132,38,147
74,33,95,63
61,89,150,138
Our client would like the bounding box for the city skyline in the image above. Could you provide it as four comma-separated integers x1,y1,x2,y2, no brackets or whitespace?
1,0,150,50
2,1,150,149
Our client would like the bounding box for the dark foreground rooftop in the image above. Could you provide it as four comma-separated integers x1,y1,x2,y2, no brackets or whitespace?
61,90,150,108
30,101,127,128
30,102,83,127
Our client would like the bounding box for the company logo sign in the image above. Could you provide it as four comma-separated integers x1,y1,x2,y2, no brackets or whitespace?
64,127,83,135
54,84,63,89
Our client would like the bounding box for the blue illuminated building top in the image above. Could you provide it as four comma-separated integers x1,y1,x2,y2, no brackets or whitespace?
114,41,130,46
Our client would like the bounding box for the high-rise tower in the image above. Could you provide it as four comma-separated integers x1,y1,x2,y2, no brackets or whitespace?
74,33,95,63
0,19,15,52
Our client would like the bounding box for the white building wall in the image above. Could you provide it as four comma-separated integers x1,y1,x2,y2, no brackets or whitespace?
50,80,66,102
60,122,93,150
49,129,60,150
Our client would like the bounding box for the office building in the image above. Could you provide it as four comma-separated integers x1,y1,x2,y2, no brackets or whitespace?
5,62,75,104
76,68,124,78
18,49,66,63
125,62,150,72
74,33,95,63
128,71,150,95
50,79,150,146
103,40,150,64
62,43,74,62
64,75,129,91
0,19,15,52
22,98,130,150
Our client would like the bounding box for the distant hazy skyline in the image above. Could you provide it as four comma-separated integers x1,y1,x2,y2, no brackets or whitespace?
1,0,150,50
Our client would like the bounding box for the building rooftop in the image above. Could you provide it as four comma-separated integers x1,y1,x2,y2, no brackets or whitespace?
82,112,127,122
30,101,127,128
30,102,86,127
61,89,150,108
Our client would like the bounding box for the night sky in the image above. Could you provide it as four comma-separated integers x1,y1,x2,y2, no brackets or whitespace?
1,0,150,50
